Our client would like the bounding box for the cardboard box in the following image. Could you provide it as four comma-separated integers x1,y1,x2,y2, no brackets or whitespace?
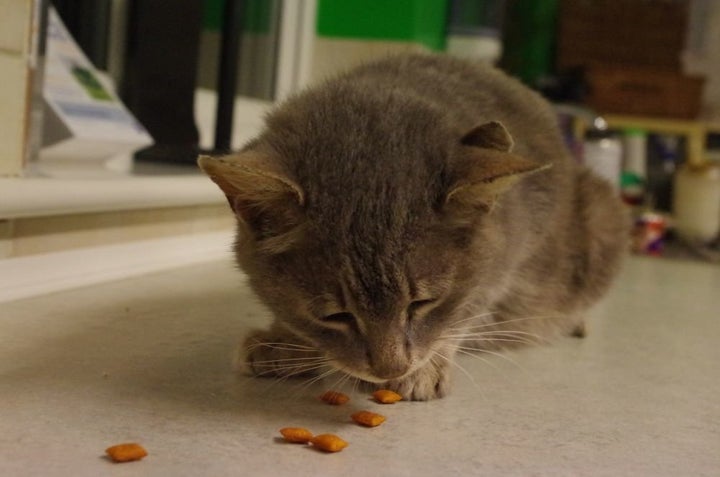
556,0,688,72
586,65,705,118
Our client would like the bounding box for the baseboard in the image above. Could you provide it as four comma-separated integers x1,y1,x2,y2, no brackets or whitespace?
0,230,235,303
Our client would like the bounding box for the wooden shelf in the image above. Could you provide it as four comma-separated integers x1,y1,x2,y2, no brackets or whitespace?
604,114,720,167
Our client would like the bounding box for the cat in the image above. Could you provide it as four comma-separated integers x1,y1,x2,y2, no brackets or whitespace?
198,53,628,401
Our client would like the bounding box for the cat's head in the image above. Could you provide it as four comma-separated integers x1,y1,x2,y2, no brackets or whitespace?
199,119,548,383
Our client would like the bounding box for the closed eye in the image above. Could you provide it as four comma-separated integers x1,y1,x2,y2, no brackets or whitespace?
407,299,437,319
321,312,357,326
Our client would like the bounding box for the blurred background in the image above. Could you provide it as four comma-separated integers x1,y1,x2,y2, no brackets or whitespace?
2,0,720,301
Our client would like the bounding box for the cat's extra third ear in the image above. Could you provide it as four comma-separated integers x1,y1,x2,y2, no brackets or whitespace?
198,153,305,250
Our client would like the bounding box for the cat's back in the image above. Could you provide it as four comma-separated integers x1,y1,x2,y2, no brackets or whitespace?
337,54,562,145
264,54,568,173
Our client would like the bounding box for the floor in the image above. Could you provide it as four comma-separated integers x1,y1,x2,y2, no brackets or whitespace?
1,255,719,476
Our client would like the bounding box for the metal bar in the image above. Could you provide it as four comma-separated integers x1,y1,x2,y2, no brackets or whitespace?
214,0,244,152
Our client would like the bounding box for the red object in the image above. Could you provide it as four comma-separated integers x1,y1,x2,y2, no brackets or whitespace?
633,213,666,256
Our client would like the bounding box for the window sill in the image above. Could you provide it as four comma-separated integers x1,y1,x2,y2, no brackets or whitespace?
0,169,225,219
0,92,270,220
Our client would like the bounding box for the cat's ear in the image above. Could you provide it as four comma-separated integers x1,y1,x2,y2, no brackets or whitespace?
445,123,550,211
460,121,514,152
444,151,548,209
198,153,305,250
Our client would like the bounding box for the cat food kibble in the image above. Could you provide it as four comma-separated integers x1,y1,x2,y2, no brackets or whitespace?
351,410,386,427
372,389,403,404
105,443,148,463
280,427,314,443
310,434,349,453
320,390,350,405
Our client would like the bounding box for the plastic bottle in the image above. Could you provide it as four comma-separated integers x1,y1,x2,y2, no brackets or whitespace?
583,128,622,192
673,164,720,243
621,128,647,205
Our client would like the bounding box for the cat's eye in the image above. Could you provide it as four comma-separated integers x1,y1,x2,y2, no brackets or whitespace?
320,312,356,326
407,299,436,319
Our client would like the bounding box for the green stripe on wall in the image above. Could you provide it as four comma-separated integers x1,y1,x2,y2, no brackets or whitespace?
317,0,447,51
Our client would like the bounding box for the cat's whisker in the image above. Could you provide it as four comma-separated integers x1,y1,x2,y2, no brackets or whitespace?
245,355,328,365
453,348,504,380
430,350,487,400
260,363,335,401
255,368,315,381
252,362,330,380
350,375,362,396
457,314,560,331
249,365,326,377
245,342,318,353
328,369,354,393
293,366,339,394
440,328,546,347
442,328,544,339
453,328,545,338
453,348,520,389
245,340,317,349
245,357,331,371
432,350,477,388
275,358,330,371
443,336,539,347
242,336,336,398
441,330,543,344
243,342,325,387
455,345,526,372
450,310,497,327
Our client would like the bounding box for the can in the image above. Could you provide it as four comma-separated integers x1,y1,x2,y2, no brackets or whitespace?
632,212,666,256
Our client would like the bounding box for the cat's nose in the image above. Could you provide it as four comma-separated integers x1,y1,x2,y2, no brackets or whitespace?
371,364,408,380
371,362,409,380
367,347,410,380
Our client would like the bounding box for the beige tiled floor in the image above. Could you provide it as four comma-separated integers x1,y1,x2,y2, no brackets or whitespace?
1,256,719,476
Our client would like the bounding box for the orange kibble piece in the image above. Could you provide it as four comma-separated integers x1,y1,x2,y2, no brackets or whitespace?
105,443,148,463
372,389,402,404
279,427,314,443
351,410,386,427
319,390,350,405
310,434,348,453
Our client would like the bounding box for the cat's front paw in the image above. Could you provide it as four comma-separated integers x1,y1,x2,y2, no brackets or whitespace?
381,360,451,401
240,328,322,379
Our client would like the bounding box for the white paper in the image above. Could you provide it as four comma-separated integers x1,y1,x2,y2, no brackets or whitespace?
39,7,152,162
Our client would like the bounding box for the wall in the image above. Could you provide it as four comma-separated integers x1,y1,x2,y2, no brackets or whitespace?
0,205,234,260
685,0,720,120
310,0,446,82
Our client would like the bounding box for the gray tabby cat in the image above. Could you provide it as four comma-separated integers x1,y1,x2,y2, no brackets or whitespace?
199,54,628,400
